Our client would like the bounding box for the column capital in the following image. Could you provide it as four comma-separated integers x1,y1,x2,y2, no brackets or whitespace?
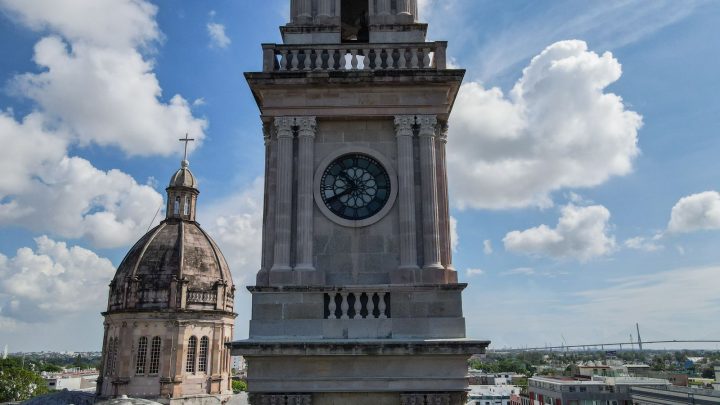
296,116,317,138
262,122,272,145
394,115,415,137
417,115,438,137
437,122,449,143
274,117,294,139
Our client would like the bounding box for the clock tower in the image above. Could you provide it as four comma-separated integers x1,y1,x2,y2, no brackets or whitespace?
231,1,489,404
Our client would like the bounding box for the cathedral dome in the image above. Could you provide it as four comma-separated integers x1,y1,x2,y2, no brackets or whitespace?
105,159,234,314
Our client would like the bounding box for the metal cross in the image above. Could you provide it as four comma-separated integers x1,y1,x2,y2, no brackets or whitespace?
179,133,195,161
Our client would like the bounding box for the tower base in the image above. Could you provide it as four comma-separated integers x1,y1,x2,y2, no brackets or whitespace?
230,339,489,405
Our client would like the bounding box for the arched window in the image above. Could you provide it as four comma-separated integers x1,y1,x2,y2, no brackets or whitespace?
174,197,180,215
105,337,115,376
183,195,190,216
107,337,119,376
198,336,209,373
186,336,197,373
149,336,162,374
135,336,148,374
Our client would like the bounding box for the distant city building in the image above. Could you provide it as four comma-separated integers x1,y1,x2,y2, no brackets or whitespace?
714,366,719,391
630,385,720,405
570,363,612,377
468,385,521,405
469,371,524,385
528,375,670,405
231,356,246,372
43,370,98,392
625,364,651,377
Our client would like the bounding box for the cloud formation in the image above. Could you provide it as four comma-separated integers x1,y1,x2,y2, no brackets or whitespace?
207,22,231,48
667,191,720,233
0,112,163,248
448,40,642,209
203,178,264,284
503,204,616,261
1,0,207,156
0,236,115,324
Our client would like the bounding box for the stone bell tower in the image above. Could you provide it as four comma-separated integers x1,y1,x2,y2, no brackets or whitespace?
231,1,489,404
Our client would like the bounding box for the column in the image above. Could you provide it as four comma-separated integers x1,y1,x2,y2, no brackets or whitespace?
298,0,312,21
317,0,333,18
258,122,273,285
295,117,317,271
397,0,412,15
417,115,443,271
271,117,294,272
394,115,420,272
436,122,454,271
377,0,391,15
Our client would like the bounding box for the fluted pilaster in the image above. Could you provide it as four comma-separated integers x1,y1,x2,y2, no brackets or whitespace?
259,122,273,280
394,115,420,273
377,0,391,15
418,115,443,272
436,122,454,273
296,117,317,271
271,117,294,272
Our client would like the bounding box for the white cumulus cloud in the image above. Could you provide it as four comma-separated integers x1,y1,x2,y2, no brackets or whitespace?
448,40,642,209
0,112,163,248
667,191,720,233
203,178,264,284
466,268,484,277
503,204,616,261
0,236,115,323
483,239,493,255
207,22,231,48
1,0,207,157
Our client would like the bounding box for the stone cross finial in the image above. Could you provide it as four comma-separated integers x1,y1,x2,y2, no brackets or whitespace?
179,133,195,165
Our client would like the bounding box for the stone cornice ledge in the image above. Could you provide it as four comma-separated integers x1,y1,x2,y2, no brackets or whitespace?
247,283,468,293
228,338,489,356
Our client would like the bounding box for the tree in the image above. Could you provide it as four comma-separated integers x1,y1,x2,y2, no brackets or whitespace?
0,361,49,402
232,380,248,393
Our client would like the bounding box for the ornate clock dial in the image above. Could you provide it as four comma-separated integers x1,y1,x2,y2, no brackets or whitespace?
320,153,391,221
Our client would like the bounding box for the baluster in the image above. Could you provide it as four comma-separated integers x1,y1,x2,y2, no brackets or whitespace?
279,50,288,71
290,50,300,71
314,50,323,71
373,48,383,70
353,293,362,319
303,49,312,71
338,49,348,70
340,292,349,319
398,48,407,69
362,49,371,70
350,49,359,70
378,292,387,319
327,49,336,71
370,293,379,318
328,293,337,319
423,48,431,68
385,48,395,69
410,47,419,69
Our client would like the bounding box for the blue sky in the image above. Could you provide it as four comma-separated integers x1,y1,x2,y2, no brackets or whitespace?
0,0,719,352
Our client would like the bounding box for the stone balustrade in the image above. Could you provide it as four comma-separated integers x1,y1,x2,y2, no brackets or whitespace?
187,290,218,305
324,290,390,319
262,42,447,72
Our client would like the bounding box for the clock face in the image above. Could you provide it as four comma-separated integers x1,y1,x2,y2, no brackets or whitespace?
320,153,391,221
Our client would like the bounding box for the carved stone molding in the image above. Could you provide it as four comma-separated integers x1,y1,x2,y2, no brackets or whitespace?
249,393,312,405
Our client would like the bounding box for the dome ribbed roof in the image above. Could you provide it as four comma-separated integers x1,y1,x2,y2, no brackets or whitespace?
107,219,234,313
169,160,197,189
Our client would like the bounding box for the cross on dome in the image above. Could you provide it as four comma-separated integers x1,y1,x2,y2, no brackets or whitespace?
179,133,195,167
